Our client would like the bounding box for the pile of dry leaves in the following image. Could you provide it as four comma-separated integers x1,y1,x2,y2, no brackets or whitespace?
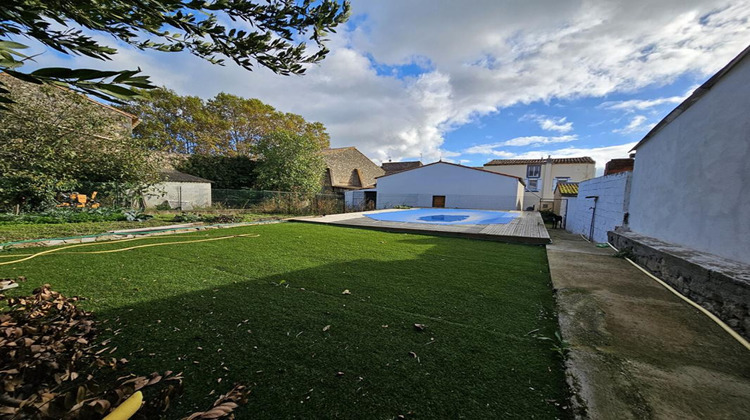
0,284,249,419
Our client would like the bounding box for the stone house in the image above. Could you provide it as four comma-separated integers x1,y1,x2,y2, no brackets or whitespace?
0,72,139,138
321,147,385,194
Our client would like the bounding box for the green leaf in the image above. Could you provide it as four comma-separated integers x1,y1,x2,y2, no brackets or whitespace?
0,40,29,50
3,70,43,84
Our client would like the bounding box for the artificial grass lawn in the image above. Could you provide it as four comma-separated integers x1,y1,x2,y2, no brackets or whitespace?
0,223,569,419
0,212,289,243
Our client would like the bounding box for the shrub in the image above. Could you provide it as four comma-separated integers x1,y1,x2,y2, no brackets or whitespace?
0,208,151,224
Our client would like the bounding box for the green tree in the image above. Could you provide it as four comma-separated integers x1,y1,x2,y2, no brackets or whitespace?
0,0,350,106
176,155,258,189
122,88,330,155
253,131,326,194
120,88,207,154
0,76,158,210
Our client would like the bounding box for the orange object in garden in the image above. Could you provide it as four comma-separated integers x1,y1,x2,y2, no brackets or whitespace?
56,191,101,209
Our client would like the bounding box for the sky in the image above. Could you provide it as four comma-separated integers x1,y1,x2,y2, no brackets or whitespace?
24,0,750,174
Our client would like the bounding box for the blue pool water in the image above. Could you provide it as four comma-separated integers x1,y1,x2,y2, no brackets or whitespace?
365,208,518,225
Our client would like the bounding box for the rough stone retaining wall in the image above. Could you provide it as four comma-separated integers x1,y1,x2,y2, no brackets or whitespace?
609,229,750,339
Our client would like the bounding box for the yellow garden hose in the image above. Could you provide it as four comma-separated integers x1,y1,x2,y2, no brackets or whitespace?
0,233,260,266
608,242,750,351
103,391,143,420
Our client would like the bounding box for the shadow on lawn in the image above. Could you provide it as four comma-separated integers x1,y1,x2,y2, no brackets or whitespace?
10,231,571,419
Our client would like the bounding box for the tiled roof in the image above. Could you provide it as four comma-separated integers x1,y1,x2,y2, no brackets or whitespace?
556,182,579,196
382,161,423,175
321,147,385,189
484,157,595,166
160,170,212,183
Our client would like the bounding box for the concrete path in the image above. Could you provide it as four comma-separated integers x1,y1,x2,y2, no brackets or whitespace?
547,229,750,419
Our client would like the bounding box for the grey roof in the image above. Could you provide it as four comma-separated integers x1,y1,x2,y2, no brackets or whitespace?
382,161,423,175
484,157,595,166
160,170,212,183
632,44,750,151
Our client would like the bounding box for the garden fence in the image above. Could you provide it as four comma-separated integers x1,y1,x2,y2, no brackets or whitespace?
212,189,345,216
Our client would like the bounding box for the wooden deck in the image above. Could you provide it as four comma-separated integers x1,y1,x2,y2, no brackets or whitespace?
291,209,550,244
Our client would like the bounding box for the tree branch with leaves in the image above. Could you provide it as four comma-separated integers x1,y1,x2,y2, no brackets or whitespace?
0,0,350,107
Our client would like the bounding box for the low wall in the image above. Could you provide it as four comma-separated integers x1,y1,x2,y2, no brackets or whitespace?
566,172,631,243
609,229,750,339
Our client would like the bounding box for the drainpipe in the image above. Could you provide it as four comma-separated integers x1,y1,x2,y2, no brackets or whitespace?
586,195,599,242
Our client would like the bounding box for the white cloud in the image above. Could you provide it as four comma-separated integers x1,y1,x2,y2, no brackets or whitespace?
23,0,750,163
540,117,573,133
600,96,684,112
520,113,574,132
613,115,655,134
465,135,577,155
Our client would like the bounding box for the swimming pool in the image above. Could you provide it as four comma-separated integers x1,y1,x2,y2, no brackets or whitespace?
365,208,518,225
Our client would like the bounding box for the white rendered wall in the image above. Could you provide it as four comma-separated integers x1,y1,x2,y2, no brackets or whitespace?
628,55,750,265
144,182,212,210
376,163,522,210
566,172,631,243
344,190,366,210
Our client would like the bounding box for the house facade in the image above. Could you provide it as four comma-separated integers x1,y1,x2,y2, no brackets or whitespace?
483,156,595,211
626,45,750,265
321,147,385,194
373,161,524,211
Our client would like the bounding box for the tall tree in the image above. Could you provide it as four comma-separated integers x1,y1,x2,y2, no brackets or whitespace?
0,0,350,106
205,93,281,155
123,88,330,155
0,75,158,209
120,88,207,154
253,131,326,194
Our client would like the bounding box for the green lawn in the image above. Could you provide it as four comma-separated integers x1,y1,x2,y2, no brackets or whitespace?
0,223,569,419
0,212,289,244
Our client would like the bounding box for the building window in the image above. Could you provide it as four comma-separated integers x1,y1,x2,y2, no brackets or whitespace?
527,164,541,178
526,178,539,192
553,177,570,191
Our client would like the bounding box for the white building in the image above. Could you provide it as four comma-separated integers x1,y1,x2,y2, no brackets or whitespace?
626,45,750,265
144,170,212,210
356,161,524,211
565,172,632,243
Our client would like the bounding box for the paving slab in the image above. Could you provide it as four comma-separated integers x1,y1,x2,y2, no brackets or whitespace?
546,229,750,419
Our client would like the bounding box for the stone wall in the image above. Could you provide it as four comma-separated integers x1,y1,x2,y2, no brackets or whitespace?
609,230,750,339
